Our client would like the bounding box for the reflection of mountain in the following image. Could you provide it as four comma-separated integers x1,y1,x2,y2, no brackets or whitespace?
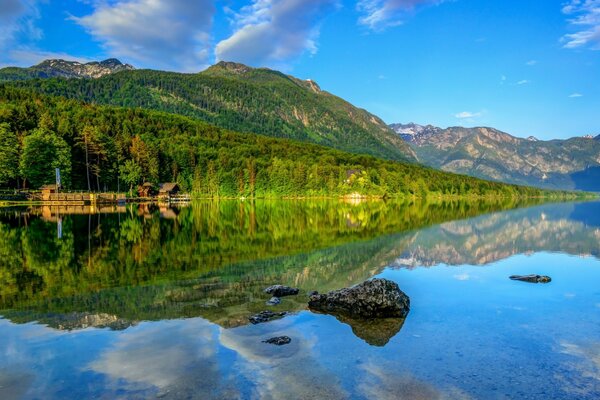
391,201,600,268
1,199,593,331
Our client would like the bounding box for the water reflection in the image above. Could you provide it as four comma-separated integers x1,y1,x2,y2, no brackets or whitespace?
1,200,600,399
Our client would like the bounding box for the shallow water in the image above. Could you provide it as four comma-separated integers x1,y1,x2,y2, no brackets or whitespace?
1,200,599,399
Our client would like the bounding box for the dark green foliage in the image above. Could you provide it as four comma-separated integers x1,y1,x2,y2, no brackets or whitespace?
0,62,415,162
0,123,19,184
19,127,71,188
0,86,573,198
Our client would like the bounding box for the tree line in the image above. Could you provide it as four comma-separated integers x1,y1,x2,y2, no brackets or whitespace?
0,85,572,199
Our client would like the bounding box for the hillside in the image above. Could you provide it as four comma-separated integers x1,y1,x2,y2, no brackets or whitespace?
0,60,415,162
391,123,600,191
0,86,569,199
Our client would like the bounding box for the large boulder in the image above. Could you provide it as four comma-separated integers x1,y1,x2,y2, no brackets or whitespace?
510,274,552,284
264,285,299,297
308,278,410,319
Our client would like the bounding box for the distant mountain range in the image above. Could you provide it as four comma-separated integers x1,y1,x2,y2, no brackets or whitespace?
390,123,600,191
0,59,415,162
0,58,134,79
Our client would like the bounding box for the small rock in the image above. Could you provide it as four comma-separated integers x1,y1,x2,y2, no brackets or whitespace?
266,297,281,306
264,285,299,297
308,278,410,319
509,275,552,284
308,290,319,296
248,311,286,324
262,336,292,346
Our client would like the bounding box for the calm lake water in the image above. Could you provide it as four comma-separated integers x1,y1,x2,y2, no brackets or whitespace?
1,200,599,399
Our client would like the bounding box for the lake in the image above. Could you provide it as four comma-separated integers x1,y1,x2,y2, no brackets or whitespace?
1,199,599,399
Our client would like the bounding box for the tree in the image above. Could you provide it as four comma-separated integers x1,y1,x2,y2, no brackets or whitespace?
119,159,142,196
19,128,71,189
0,123,19,186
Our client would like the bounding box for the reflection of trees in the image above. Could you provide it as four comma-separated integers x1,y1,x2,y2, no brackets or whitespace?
0,198,546,326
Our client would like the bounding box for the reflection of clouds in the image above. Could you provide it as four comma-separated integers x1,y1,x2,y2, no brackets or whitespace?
453,273,470,281
220,320,348,400
557,341,600,396
87,319,237,397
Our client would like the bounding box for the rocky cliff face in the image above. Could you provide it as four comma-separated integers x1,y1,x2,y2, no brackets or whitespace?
33,58,134,78
391,123,600,190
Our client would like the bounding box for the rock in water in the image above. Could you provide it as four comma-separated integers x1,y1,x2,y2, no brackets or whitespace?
266,297,281,306
264,285,299,297
248,311,286,324
509,275,552,284
262,336,292,346
308,278,410,318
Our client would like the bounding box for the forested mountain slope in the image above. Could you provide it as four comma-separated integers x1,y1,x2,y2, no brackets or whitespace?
0,86,566,199
0,60,415,162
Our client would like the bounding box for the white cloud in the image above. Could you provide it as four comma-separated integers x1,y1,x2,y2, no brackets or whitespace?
526,60,537,66
215,0,337,68
357,0,445,31
0,0,42,51
562,0,600,49
517,79,530,85
455,111,482,119
73,0,215,72
569,92,584,98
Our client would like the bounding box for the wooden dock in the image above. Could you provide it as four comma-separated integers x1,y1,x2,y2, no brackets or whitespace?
31,190,126,205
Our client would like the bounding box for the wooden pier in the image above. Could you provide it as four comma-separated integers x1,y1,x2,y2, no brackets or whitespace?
32,186,126,205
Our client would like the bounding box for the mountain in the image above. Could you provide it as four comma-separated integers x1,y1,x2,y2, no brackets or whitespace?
0,60,415,162
389,123,441,142
2,85,567,199
0,58,134,80
391,123,600,191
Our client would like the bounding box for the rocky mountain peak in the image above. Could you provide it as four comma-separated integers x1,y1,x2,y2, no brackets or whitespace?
211,61,253,74
389,122,442,143
32,58,134,79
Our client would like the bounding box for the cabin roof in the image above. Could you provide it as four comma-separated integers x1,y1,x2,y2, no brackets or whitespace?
159,182,179,192
141,182,154,187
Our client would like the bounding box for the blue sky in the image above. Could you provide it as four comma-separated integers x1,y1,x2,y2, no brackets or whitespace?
0,0,598,139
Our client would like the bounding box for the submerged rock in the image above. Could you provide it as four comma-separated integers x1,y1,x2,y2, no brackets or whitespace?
510,274,552,283
308,278,410,319
266,297,281,306
264,285,299,297
262,336,292,346
248,311,286,324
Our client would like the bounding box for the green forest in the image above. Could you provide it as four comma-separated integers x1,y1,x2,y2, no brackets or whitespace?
0,86,575,199
0,62,414,162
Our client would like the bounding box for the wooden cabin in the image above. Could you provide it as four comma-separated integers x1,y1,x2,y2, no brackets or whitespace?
40,184,58,201
138,182,156,198
158,183,180,199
